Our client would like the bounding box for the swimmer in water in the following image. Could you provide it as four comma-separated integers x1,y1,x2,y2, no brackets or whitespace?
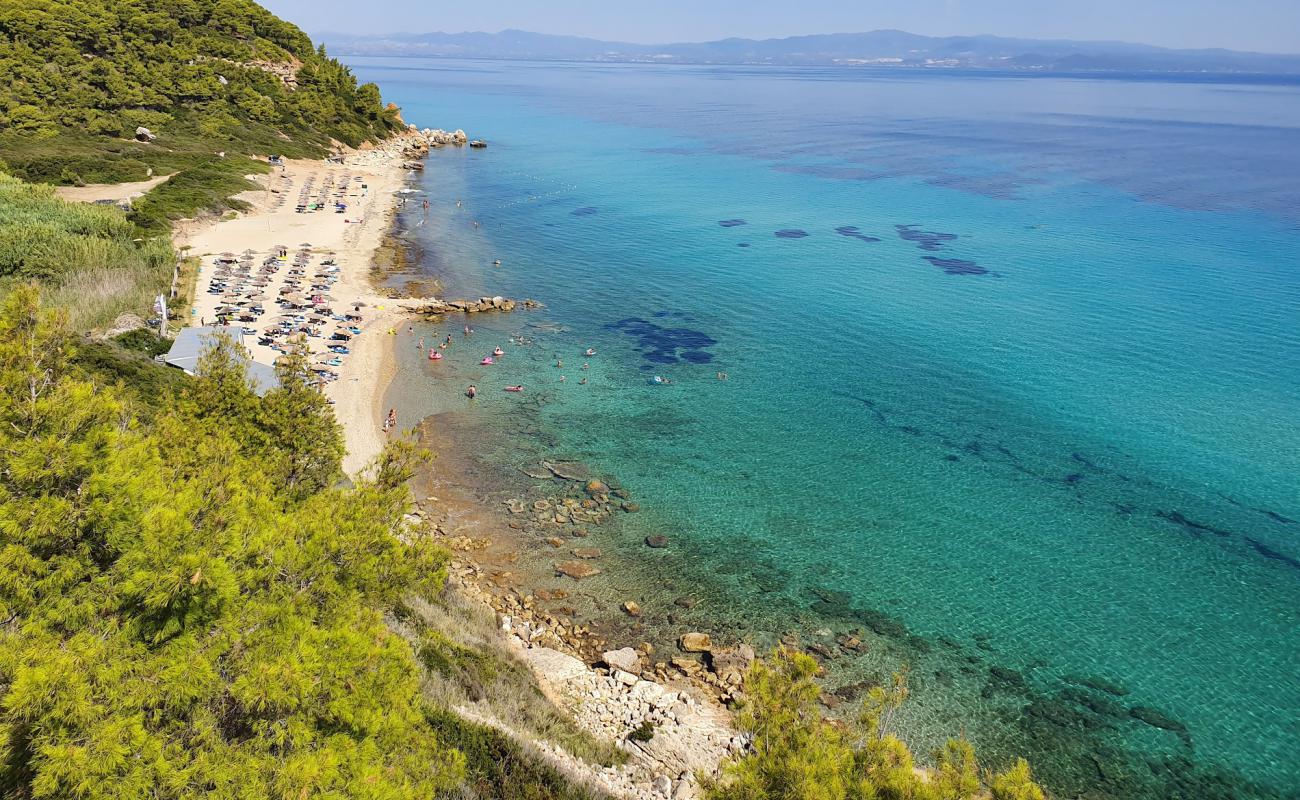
581,362,589,370
464,325,471,336
466,385,477,398
445,334,453,345
555,359,563,368
584,348,596,357
579,377,588,385
418,337,424,351
559,375,566,382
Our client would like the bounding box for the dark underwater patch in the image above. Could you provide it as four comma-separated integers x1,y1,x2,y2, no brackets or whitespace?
923,256,989,276
896,224,959,251
606,317,718,367
1257,508,1297,525
718,219,747,227
1244,538,1300,572
774,229,809,238
1156,510,1232,538
835,225,882,242
571,207,598,216
737,242,750,248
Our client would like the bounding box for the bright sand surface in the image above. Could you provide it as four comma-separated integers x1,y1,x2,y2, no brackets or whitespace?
54,174,171,204
178,146,418,476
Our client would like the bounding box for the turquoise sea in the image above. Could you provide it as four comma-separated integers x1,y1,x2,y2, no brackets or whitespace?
354,58,1300,798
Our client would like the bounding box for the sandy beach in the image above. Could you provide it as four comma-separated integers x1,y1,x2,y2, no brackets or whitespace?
178,141,419,476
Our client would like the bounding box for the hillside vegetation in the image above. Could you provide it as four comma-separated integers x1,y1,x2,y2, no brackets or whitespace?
0,0,402,185
0,172,174,330
0,287,611,799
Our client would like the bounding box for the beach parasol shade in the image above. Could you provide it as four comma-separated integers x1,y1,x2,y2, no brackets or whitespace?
220,252,235,257
300,242,312,247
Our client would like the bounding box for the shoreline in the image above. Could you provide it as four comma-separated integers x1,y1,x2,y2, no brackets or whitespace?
177,137,422,476
177,135,736,798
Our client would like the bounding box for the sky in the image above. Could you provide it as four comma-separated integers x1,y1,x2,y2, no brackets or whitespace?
261,0,1300,54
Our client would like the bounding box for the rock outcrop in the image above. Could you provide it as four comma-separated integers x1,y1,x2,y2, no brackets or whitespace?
414,296,540,316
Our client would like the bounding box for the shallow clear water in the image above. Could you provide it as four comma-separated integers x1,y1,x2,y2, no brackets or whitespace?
355,59,1300,798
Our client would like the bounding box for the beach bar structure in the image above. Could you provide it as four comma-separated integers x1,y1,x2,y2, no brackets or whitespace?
162,326,279,396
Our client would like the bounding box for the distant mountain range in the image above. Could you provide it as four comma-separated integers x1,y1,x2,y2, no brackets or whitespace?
318,28,1300,74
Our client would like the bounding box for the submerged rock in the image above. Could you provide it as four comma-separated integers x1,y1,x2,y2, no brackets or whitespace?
645,535,669,548
556,560,601,579
679,632,713,653
546,461,593,482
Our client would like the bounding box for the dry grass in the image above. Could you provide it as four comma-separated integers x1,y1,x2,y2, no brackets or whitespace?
397,588,626,770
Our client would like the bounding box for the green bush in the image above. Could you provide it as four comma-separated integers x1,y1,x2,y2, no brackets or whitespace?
0,287,464,798
0,172,174,330
704,648,1050,800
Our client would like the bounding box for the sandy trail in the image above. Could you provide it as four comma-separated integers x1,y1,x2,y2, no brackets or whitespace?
55,174,171,204
177,147,422,477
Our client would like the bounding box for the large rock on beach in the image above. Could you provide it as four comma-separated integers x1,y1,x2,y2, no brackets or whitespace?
707,644,756,685
603,647,642,673
556,560,601,579
679,632,713,653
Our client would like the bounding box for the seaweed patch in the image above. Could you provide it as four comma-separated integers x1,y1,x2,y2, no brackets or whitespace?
923,256,988,276
718,219,747,227
896,224,959,251
606,317,718,367
1244,538,1300,572
1156,510,1232,538
775,229,809,239
571,207,598,216
835,225,882,242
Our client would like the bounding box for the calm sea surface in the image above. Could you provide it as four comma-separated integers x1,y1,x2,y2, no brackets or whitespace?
351,58,1300,798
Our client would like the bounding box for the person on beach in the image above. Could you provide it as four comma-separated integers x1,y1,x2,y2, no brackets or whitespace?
385,408,397,433
418,337,424,351
466,385,477,398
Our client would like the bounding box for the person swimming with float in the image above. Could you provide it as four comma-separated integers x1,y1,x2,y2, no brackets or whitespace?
429,349,442,360
480,356,494,365
584,348,596,357
493,347,504,357
505,385,524,392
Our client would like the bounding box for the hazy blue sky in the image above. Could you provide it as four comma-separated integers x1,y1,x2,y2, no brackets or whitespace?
261,0,1300,54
